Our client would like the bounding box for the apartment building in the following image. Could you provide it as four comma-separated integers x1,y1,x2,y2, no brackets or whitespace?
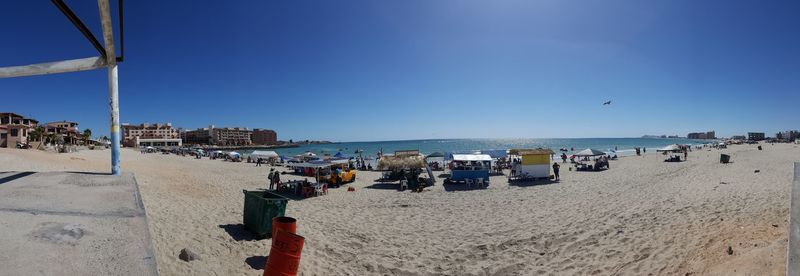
0,112,38,148
183,125,252,146
252,128,277,145
121,122,182,147
44,121,82,145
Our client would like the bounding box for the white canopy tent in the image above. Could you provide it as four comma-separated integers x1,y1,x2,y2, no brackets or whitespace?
656,144,682,152
250,150,278,159
452,154,493,161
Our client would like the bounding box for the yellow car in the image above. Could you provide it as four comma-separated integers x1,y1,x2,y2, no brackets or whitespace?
323,169,356,187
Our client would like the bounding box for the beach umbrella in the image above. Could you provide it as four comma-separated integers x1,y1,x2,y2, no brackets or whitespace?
228,151,241,158
574,148,606,157
334,152,343,158
303,151,317,157
656,144,682,152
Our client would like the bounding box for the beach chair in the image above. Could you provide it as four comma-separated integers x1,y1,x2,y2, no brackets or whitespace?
314,185,324,197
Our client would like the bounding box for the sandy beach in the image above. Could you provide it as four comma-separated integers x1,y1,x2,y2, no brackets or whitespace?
1,143,797,275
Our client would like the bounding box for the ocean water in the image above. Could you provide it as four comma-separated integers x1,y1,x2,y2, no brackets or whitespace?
249,138,712,158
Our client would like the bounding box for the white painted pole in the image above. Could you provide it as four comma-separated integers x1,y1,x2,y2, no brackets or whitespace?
98,0,121,175
789,162,800,275
0,57,106,78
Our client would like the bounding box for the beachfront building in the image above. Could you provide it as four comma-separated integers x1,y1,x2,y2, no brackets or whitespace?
776,130,799,141
121,123,182,147
45,121,82,145
731,135,746,140
0,112,38,148
748,132,766,141
687,131,716,139
251,128,277,145
183,125,253,146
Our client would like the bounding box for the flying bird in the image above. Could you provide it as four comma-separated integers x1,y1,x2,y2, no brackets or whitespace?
603,101,612,106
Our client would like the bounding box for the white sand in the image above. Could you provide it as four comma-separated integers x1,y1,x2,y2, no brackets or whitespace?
1,143,797,275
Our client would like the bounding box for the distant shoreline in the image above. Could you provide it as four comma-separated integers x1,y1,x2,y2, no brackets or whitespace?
199,144,300,151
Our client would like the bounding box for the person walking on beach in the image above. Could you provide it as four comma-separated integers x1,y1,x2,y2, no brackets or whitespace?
256,158,262,167
268,169,275,190
561,153,568,163
552,162,560,180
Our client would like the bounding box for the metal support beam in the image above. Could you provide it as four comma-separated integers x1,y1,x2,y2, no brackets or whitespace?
0,57,106,78
98,0,121,175
51,0,107,58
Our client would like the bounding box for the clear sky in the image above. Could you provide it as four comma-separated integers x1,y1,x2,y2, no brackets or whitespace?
1,0,798,141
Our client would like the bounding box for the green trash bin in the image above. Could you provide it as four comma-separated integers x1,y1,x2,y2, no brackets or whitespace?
720,154,730,164
242,190,289,238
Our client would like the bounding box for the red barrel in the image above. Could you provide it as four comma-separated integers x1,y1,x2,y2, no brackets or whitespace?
271,216,297,239
263,229,305,276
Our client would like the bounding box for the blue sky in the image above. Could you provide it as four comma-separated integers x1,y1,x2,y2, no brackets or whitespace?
1,0,798,141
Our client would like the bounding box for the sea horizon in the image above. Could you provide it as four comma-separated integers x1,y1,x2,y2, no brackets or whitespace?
252,137,715,158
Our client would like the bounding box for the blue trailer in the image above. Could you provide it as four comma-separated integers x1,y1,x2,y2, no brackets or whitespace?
446,154,492,185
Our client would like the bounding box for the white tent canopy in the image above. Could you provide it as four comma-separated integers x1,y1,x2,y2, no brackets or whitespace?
452,154,492,161
302,151,317,157
574,148,606,157
287,162,335,168
250,150,278,159
228,151,241,157
657,144,682,152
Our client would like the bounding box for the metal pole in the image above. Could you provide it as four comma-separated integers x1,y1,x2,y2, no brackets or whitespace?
98,0,120,175
108,64,121,175
788,162,800,275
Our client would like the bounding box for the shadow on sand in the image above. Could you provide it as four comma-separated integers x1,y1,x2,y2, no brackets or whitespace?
443,182,488,192
245,255,268,270
364,183,398,190
0,171,37,185
65,171,113,175
508,179,559,187
218,224,261,241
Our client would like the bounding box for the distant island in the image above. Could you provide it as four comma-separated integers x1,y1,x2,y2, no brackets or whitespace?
641,135,682,139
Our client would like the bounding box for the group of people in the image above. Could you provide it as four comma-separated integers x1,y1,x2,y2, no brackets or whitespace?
267,168,281,190
354,157,373,171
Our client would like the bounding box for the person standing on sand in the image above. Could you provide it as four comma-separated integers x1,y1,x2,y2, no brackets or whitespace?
268,169,275,190
561,153,567,163
552,162,560,180
273,170,281,188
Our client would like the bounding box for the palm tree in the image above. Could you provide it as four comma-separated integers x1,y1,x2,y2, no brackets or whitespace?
46,133,58,145
29,126,44,142
82,129,92,145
